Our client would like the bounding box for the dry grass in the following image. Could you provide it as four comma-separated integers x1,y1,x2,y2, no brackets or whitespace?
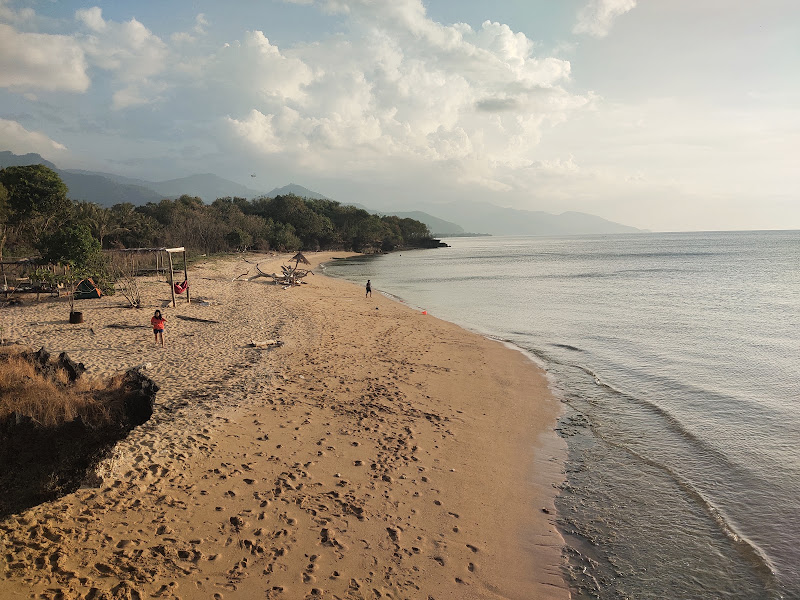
0,349,124,428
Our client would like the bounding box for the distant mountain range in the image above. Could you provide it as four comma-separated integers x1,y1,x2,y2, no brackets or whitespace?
429,200,642,236
389,211,466,235
265,183,329,200
0,152,265,206
0,151,643,236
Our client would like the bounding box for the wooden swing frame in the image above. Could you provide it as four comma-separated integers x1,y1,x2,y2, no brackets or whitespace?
105,246,190,307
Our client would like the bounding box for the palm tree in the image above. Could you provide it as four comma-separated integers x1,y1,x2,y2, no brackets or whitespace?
73,202,116,248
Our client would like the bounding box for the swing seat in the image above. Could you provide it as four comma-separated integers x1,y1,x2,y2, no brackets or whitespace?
174,280,188,294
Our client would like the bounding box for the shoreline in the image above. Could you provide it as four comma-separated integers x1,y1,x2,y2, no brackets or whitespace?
322,256,571,589
0,252,569,599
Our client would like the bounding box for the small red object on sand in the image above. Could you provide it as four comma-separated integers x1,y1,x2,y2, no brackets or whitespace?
421,310,427,315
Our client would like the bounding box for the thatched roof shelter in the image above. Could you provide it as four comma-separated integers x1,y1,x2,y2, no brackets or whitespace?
291,252,311,266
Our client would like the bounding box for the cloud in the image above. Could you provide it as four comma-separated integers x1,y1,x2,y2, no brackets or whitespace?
194,13,209,35
0,0,34,25
476,97,520,112
78,11,168,81
219,0,590,187
573,0,637,38
0,119,67,154
0,0,590,190
75,6,105,32
0,24,90,92
170,13,209,44
76,7,169,107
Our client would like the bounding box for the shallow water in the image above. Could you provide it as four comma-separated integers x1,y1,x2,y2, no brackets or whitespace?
323,231,800,599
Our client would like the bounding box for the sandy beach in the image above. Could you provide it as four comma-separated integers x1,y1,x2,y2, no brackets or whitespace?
0,252,567,600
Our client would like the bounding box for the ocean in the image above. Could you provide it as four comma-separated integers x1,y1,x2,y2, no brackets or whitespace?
322,230,800,599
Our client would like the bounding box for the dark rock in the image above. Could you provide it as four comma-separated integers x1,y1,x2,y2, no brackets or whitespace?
120,367,157,427
57,351,86,382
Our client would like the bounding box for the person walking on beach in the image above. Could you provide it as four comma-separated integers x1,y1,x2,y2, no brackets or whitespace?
151,310,166,347
365,279,372,298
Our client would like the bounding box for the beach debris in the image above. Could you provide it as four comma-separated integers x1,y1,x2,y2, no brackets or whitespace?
249,339,283,349
248,253,314,287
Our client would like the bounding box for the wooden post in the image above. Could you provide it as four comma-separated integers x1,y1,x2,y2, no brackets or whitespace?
167,251,176,307
183,250,190,304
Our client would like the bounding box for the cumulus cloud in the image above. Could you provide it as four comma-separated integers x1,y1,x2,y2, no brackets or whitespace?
0,119,67,154
573,0,637,38
78,10,167,81
0,24,90,92
0,0,593,195
220,0,590,186
170,13,209,43
0,0,34,25
194,13,209,34
75,6,105,32
75,7,168,107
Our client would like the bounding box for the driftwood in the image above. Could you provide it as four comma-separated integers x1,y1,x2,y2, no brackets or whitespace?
106,324,148,329
241,254,315,288
249,339,283,348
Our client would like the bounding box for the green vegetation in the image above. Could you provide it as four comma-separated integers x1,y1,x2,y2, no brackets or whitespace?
0,165,438,262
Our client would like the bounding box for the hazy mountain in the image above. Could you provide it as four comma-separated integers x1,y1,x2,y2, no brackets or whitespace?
384,211,465,235
430,201,642,236
1,152,162,206
1,153,267,205
0,151,57,170
1,152,641,235
59,172,163,206
149,173,264,201
66,170,158,188
266,183,330,199
330,202,464,235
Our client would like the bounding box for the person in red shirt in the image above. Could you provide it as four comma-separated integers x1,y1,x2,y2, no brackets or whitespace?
151,310,166,347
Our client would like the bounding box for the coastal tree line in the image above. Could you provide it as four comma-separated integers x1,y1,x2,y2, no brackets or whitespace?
0,164,436,264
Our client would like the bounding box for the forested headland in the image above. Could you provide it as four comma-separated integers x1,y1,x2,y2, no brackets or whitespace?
0,164,442,265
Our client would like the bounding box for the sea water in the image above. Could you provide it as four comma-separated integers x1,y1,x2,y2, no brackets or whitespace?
322,231,800,599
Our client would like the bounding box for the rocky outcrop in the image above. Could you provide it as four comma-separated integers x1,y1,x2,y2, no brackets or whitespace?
0,351,158,518
24,346,87,382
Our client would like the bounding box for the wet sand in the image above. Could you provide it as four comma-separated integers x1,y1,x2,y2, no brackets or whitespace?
0,252,568,599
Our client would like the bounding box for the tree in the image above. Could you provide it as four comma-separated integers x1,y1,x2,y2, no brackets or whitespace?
0,182,8,261
37,224,102,269
0,165,71,239
73,201,116,248
397,217,430,242
109,203,157,248
270,223,302,251
37,224,103,316
224,228,252,252
352,214,389,251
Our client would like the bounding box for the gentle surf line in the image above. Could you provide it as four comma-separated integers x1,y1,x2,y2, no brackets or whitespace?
598,433,779,589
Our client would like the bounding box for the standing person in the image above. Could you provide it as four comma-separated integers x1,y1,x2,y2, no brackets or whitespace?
151,310,166,347
365,279,372,298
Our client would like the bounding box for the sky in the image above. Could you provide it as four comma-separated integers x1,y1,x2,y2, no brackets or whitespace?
0,0,798,231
